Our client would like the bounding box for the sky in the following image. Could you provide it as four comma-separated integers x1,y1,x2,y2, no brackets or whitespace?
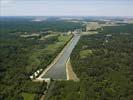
0,0,133,16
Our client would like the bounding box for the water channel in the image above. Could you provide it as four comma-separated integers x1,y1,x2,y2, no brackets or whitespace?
42,35,80,80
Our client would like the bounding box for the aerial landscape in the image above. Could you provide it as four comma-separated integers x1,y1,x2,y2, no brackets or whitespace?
0,0,133,100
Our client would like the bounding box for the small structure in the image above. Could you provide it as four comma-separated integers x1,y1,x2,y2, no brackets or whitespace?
37,70,40,74
30,75,34,79
34,72,38,77
29,69,43,80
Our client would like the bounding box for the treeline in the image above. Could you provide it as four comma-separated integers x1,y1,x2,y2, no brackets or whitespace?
46,25,133,100
99,24,133,33
0,17,82,33
0,17,79,99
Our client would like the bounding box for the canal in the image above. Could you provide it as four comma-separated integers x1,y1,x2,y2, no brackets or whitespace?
42,35,80,80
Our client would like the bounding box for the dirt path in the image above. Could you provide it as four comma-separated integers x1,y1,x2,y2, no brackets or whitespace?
66,58,79,81
40,95,45,100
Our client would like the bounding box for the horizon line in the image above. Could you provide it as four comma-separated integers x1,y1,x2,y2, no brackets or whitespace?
0,15,133,17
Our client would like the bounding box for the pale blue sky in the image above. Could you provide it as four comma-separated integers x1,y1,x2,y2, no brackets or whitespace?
0,0,133,16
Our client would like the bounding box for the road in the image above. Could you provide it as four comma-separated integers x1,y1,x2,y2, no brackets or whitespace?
42,35,80,80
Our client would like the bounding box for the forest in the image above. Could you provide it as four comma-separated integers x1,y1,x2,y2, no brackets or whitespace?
0,17,82,33
1,17,133,99
45,24,133,100
0,17,79,100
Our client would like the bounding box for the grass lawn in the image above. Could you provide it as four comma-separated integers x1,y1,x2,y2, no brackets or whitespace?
40,34,58,40
46,35,72,52
22,92,35,100
58,35,72,42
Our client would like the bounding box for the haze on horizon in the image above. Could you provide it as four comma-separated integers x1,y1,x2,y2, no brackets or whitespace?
0,0,133,17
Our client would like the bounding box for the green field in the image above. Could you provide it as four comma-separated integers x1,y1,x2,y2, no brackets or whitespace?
28,34,72,72
22,93,35,100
